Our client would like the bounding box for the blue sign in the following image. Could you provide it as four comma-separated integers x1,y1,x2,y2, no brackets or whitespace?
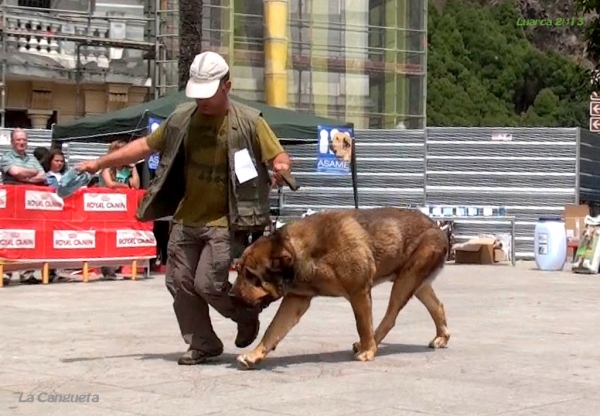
147,153,160,171
147,116,164,171
316,125,353,175
148,116,163,134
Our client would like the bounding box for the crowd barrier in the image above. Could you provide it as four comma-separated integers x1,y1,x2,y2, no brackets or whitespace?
0,185,157,286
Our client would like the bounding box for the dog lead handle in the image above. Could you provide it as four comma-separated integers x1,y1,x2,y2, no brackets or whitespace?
278,170,300,191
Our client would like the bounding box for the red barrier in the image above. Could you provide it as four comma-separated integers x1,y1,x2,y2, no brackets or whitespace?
0,185,156,284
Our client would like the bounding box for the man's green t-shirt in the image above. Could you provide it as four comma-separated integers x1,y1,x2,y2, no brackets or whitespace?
146,109,284,227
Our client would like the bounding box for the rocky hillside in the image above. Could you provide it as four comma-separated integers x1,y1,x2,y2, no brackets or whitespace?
517,0,590,65
432,0,591,66
427,0,592,127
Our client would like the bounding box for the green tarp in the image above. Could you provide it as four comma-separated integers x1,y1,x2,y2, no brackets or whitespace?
51,91,353,143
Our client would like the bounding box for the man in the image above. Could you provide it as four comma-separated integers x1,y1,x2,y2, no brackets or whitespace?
0,128,47,285
1,129,46,185
77,51,292,365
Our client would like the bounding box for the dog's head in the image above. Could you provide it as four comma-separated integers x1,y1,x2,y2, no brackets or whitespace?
329,132,353,161
230,231,296,309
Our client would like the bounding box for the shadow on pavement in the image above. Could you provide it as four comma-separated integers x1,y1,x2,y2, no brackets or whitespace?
60,342,432,369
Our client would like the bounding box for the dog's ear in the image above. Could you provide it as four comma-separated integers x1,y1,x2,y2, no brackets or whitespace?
278,248,296,292
243,266,260,278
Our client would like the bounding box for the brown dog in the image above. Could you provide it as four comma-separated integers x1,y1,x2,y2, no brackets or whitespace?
329,131,353,162
230,207,450,370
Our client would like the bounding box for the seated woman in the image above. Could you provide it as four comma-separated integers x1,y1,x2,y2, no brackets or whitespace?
43,149,67,188
41,149,67,282
99,140,140,190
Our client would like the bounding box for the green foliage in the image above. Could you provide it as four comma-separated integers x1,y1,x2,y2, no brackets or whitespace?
427,0,592,127
575,0,600,63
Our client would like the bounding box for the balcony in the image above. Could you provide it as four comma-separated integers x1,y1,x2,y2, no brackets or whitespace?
0,6,152,72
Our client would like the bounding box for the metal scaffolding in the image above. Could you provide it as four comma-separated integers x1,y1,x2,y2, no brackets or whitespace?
154,0,179,98
0,0,175,127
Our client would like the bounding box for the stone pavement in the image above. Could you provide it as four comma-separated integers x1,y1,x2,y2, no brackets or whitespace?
1,262,599,416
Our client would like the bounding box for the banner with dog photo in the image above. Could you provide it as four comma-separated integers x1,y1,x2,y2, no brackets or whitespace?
147,116,164,172
316,126,353,175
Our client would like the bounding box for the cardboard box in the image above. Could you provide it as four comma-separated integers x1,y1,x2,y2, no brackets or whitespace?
562,204,589,238
454,237,497,265
562,204,589,259
493,248,507,262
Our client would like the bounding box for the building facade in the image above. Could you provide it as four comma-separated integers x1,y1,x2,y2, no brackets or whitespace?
191,0,427,129
0,0,154,129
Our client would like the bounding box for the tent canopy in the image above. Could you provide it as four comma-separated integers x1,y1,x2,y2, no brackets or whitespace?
52,91,353,143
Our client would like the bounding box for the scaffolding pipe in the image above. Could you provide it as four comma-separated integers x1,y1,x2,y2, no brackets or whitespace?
1,4,6,128
154,0,161,99
6,4,154,21
263,0,288,108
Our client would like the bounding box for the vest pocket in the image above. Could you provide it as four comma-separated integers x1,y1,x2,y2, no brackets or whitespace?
232,205,264,230
236,179,258,200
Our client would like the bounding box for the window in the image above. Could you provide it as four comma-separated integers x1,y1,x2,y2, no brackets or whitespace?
5,110,32,129
18,0,51,8
234,0,264,51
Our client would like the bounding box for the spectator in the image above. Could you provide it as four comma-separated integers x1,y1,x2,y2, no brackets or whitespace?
99,140,140,190
0,128,46,284
33,146,50,165
0,128,46,185
43,148,67,188
98,141,140,280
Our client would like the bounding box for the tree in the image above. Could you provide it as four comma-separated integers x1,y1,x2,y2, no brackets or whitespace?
178,0,203,90
576,1,600,60
427,0,591,127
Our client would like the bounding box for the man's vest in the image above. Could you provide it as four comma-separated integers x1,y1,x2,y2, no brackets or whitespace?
136,100,272,231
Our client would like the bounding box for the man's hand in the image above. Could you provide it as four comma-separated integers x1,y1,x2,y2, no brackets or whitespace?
76,160,101,174
270,154,291,186
272,167,291,187
21,169,38,179
7,166,39,180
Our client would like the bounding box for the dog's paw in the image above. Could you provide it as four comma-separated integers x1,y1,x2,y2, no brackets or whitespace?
236,354,258,370
354,349,376,362
352,342,360,354
428,334,450,349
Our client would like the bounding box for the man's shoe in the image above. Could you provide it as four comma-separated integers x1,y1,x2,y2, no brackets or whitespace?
177,348,223,366
235,318,260,348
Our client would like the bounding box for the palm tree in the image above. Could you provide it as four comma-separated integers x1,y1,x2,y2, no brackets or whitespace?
178,0,203,89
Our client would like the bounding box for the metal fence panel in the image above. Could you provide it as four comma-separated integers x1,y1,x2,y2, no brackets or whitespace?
426,127,579,259
578,129,600,204
279,129,426,212
64,142,110,167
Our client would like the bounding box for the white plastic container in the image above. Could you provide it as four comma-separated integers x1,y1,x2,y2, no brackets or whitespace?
534,217,567,271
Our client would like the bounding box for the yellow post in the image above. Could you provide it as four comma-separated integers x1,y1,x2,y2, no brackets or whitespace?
82,262,89,283
0,264,4,287
42,263,50,284
264,0,288,108
131,260,137,281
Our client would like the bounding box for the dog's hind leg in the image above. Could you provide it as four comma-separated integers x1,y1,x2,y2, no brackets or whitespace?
352,276,418,354
352,229,447,353
414,281,450,348
348,289,377,362
237,295,312,370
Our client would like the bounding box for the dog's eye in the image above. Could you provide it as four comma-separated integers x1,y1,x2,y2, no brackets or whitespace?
246,272,261,287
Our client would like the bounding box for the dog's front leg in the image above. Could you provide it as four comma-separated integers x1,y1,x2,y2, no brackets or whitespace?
237,295,312,370
349,290,377,362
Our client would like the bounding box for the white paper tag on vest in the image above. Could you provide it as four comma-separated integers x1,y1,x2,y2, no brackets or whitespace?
234,149,258,184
